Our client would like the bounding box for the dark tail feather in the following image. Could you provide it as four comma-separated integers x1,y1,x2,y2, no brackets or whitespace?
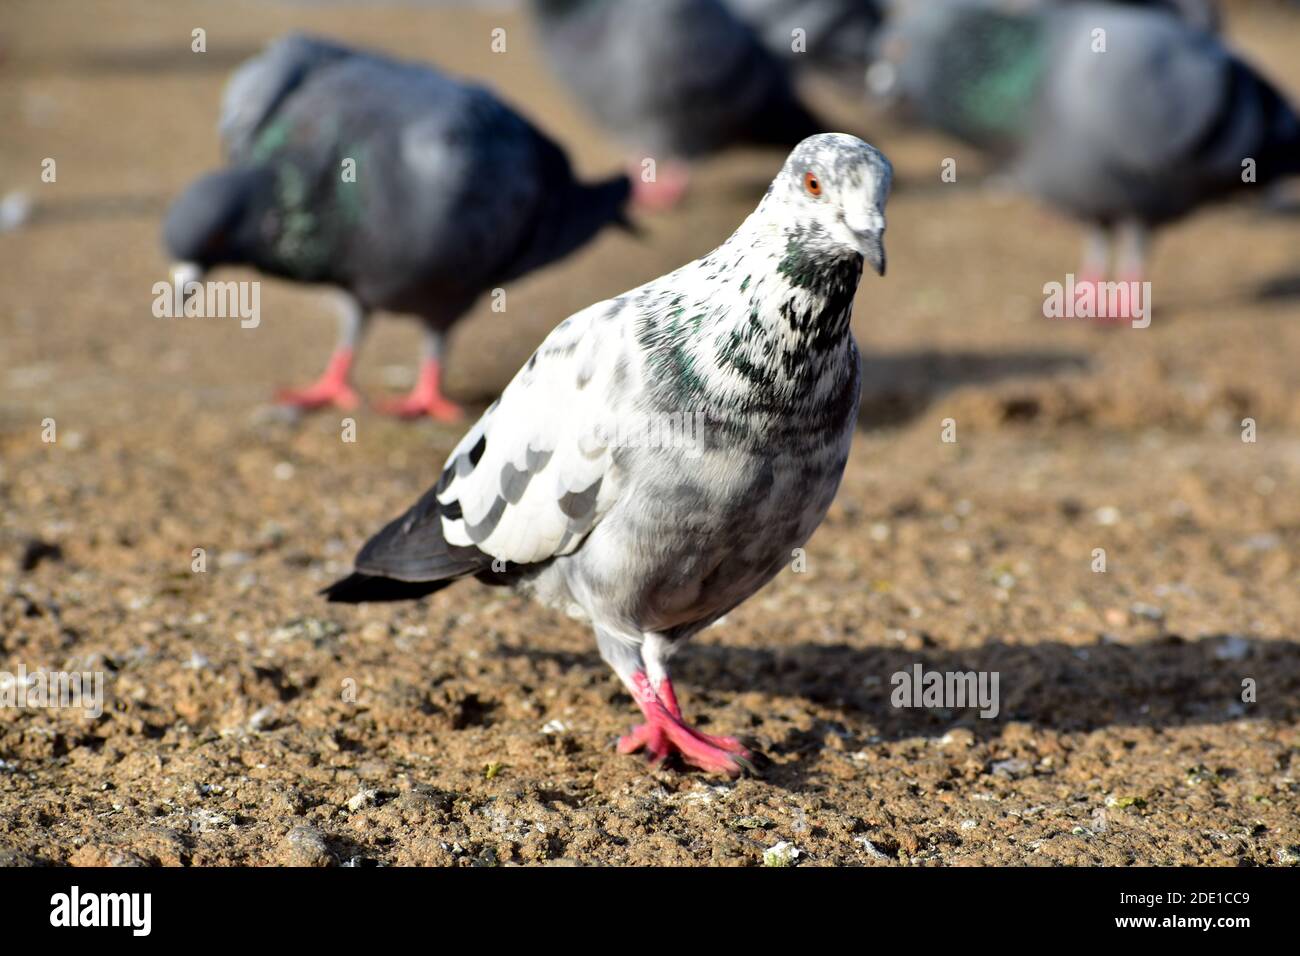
322,479,495,604
322,572,458,604
599,174,644,238
1255,73,1300,181
591,173,637,237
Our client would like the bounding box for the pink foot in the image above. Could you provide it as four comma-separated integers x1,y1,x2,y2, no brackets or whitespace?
276,348,361,411
375,358,463,422
631,161,690,211
617,673,753,777
1115,272,1150,325
1072,272,1127,327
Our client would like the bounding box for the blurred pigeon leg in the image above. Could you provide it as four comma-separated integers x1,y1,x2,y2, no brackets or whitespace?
630,159,691,211
1072,225,1113,323
1076,224,1109,289
375,328,463,422
276,294,365,410
1114,221,1150,322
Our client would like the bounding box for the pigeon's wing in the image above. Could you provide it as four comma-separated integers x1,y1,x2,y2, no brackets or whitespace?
382,84,567,287
348,299,636,584
401,94,630,287
219,33,353,160
1038,9,1300,211
1051,13,1231,170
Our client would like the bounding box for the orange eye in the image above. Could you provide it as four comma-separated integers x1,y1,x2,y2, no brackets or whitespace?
803,172,822,196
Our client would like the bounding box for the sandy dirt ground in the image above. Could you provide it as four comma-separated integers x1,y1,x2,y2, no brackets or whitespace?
1,0,1298,866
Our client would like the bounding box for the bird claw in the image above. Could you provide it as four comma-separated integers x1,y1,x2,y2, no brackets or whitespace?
375,357,463,422
375,392,464,422
275,348,360,411
275,381,361,411
618,716,753,778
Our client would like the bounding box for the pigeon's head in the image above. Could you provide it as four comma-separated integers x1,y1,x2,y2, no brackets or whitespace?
767,133,893,277
162,167,267,277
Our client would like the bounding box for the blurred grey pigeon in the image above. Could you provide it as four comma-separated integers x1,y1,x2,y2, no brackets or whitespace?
530,0,826,209
326,133,893,776
873,2,1297,312
1053,0,1220,33
722,0,885,88
163,34,631,420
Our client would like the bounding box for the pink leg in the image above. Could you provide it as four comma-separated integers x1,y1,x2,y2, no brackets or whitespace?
276,347,361,411
631,160,691,211
617,672,752,777
1072,270,1128,328
375,357,463,422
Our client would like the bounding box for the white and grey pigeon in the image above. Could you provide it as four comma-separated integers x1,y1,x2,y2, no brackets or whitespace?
721,0,885,89
529,0,826,210
163,34,631,421
872,1,1297,314
326,133,892,776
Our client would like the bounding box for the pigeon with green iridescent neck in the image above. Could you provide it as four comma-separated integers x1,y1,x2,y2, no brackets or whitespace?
873,2,1297,316
326,133,892,777
163,34,630,421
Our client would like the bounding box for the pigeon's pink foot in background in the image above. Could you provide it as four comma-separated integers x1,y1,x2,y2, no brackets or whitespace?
375,358,463,422
630,161,691,211
1072,272,1123,328
1115,272,1150,325
276,347,361,411
617,672,753,777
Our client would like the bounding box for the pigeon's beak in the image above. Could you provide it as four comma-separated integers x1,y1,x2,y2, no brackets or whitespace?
169,261,204,302
845,211,887,277
859,231,886,277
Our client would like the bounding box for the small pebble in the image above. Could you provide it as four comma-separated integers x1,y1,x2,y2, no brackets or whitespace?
346,789,378,812
282,825,333,867
763,841,802,867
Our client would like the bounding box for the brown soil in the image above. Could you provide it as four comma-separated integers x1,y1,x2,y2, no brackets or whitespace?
1,1,1297,867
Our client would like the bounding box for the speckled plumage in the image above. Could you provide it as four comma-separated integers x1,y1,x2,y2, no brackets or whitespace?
327,134,893,774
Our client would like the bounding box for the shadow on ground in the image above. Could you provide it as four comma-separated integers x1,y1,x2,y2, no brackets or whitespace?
500,633,1295,786
857,348,1089,427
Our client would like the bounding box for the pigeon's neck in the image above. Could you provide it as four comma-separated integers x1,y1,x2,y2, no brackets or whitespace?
636,213,863,434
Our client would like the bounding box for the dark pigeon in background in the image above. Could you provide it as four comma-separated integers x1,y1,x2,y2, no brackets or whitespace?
163,34,631,421
326,133,893,776
721,0,885,89
872,1,1298,313
530,0,826,210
